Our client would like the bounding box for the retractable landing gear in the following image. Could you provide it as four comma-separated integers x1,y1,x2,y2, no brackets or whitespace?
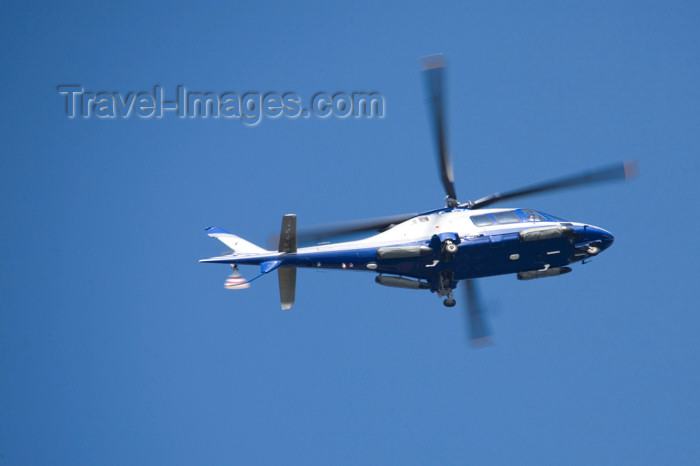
437,269,457,307
574,242,602,260
442,239,458,261
586,244,601,256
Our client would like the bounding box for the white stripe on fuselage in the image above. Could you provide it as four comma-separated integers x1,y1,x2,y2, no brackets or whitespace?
295,208,572,255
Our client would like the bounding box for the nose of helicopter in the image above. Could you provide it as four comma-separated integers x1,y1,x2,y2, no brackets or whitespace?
584,225,615,251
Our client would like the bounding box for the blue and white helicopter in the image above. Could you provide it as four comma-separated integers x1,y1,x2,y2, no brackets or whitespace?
200,55,637,345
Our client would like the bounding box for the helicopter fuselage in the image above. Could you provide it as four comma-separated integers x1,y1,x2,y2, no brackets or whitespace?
200,54,634,342
201,207,614,293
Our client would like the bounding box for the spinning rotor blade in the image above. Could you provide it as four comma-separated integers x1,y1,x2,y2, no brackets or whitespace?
422,54,458,205
269,212,420,247
471,159,639,209
464,280,492,347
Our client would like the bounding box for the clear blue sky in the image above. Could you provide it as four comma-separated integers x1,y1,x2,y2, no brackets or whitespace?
2,1,699,464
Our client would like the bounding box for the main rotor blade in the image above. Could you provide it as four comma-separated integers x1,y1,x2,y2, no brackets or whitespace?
464,280,492,347
471,159,639,209
268,212,419,247
421,54,458,205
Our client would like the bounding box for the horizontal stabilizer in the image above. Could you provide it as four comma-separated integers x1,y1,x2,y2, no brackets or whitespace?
205,226,267,254
199,255,233,263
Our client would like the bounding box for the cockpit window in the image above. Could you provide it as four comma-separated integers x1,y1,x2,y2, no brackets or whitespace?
539,211,567,222
521,209,546,222
492,211,520,224
471,214,493,226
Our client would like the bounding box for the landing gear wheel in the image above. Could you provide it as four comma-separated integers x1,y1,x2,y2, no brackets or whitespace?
443,298,456,307
586,245,600,256
442,240,458,262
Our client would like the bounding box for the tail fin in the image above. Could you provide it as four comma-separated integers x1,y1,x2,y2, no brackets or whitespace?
278,215,297,310
278,214,297,253
278,267,296,310
205,226,267,254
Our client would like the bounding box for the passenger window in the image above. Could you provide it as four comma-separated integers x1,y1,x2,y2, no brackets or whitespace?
471,214,493,226
521,209,546,222
493,211,520,224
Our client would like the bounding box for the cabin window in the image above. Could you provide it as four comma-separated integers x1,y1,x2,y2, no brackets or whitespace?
493,211,520,224
521,209,546,222
471,214,493,226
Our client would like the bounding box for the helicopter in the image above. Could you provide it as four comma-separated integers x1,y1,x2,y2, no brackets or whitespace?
200,54,637,346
